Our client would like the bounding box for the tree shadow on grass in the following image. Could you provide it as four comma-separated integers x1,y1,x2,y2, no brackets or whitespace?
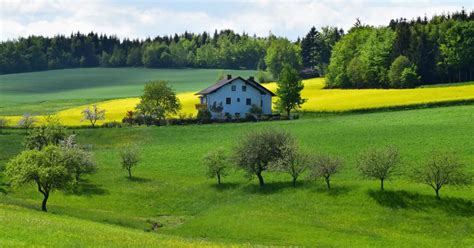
66,179,109,196
128,176,152,183
368,189,474,217
312,185,355,196
210,182,240,191
242,181,298,195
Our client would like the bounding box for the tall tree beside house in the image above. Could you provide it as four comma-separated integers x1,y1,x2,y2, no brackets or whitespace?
276,65,306,117
136,80,181,123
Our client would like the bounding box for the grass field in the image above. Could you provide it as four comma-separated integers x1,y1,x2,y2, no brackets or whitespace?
1,105,473,246
0,204,231,247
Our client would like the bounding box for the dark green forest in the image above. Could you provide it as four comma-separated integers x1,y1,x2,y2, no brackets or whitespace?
327,10,474,88
1,10,473,88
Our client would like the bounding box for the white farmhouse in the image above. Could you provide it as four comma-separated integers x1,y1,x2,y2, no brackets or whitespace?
195,75,275,118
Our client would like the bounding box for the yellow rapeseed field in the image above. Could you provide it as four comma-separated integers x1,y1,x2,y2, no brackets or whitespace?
3,78,473,126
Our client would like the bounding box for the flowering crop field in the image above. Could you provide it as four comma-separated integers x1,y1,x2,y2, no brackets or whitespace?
2,78,473,126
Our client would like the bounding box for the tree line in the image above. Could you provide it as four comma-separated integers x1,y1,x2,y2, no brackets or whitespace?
0,27,340,79
326,9,474,88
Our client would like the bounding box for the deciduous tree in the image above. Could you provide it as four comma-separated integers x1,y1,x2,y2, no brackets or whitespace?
415,151,472,198
358,146,399,190
81,105,105,128
203,148,229,185
120,144,140,179
308,153,342,190
234,129,293,187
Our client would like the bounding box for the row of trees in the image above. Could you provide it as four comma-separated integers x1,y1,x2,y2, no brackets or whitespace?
204,130,472,199
0,26,342,81
327,10,474,88
0,30,304,76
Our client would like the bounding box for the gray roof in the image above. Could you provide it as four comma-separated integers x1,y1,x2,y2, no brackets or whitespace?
195,76,276,96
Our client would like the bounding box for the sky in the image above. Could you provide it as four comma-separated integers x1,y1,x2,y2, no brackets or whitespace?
1,0,472,41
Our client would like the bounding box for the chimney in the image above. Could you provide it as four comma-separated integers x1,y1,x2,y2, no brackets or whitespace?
227,74,232,80
249,76,254,81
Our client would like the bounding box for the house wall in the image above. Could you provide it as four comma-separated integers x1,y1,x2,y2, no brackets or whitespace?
205,78,272,118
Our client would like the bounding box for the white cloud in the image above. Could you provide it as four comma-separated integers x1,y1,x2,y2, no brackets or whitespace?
0,0,471,41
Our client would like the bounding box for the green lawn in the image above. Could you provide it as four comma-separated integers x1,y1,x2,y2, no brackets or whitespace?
1,105,473,246
0,68,256,115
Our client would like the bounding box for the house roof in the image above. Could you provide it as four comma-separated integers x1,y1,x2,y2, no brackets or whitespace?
195,76,276,96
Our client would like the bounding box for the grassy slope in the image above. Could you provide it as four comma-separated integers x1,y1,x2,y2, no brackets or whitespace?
0,204,232,247
0,67,256,115
1,105,473,246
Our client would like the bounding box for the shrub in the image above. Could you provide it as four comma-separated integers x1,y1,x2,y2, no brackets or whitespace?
197,108,212,123
249,104,263,119
358,146,399,190
400,67,421,88
388,55,412,88
0,117,7,133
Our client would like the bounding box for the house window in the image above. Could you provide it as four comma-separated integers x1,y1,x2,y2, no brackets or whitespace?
231,85,236,91
237,98,240,102
246,98,252,105
242,85,247,92
226,97,231,104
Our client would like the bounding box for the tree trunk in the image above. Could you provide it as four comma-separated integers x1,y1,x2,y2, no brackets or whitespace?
217,174,221,185
41,192,49,212
256,172,265,187
435,188,440,199
380,178,384,191
292,176,297,187
325,177,331,190
286,109,291,118
128,169,132,179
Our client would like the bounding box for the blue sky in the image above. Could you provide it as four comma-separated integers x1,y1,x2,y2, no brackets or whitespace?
1,0,472,41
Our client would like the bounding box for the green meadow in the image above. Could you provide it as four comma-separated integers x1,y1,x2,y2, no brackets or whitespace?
0,68,256,115
1,105,473,246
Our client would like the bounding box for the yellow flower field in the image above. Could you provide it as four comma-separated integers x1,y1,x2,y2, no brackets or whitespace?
2,78,473,126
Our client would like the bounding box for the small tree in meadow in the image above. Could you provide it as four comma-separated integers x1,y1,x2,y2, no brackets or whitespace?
415,151,472,199
272,142,309,187
308,153,342,190
0,117,8,134
81,105,105,128
203,148,229,185
234,129,293,187
120,144,140,179
18,113,37,133
358,146,399,191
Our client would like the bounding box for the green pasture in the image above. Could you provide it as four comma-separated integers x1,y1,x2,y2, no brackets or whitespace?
1,105,473,246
